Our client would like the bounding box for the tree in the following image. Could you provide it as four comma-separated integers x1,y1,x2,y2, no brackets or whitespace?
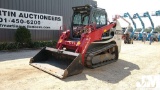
136,28,142,32
15,26,31,47
135,26,160,33
144,27,152,33
155,26,160,32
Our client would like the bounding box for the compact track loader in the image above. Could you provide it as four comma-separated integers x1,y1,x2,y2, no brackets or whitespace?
30,5,123,79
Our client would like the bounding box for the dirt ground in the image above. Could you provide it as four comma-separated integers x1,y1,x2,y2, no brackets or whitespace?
0,41,160,90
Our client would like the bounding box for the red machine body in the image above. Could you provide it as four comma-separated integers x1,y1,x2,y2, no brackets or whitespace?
56,23,116,65
30,5,122,79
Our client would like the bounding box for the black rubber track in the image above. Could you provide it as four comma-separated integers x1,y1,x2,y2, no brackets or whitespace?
85,44,119,68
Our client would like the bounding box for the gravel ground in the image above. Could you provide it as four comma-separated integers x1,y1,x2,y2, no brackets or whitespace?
0,41,160,90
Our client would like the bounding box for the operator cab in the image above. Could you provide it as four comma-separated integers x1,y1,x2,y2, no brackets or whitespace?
71,5,108,39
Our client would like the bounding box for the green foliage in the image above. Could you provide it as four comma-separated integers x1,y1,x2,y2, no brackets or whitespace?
29,41,57,48
155,26,160,32
143,26,160,33
136,26,160,33
136,28,142,32
0,42,20,50
144,27,152,33
15,26,31,46
0,40,57,51
1,26,58,51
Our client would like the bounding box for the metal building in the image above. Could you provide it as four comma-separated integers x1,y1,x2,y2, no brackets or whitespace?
0,0,97,42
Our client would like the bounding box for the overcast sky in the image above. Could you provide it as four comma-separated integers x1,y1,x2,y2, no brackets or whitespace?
94,0,160,28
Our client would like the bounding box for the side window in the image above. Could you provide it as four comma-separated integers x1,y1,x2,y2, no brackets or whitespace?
82,16,89,25
100,15,106,25
73,14,82,24
92,11,107,28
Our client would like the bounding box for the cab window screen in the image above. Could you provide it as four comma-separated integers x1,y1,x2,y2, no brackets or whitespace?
92,11,107,28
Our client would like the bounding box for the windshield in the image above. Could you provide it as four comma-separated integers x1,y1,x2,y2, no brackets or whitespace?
72,13,90,38
73,13,89,26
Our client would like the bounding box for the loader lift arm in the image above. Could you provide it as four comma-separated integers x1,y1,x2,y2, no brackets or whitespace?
57,22,116,65
133,13,145,40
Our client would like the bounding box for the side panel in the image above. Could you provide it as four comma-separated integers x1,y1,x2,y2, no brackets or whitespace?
91,21,122,53
114,21,122,52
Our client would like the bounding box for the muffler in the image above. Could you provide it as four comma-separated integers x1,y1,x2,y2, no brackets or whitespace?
29,47,83,79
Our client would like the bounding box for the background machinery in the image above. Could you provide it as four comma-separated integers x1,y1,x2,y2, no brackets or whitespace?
133,13,145,40
141,12,155,41
152,10,160,41
152,10,160,16
119,16,132,44
121,12,137,44
29,5,123,79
